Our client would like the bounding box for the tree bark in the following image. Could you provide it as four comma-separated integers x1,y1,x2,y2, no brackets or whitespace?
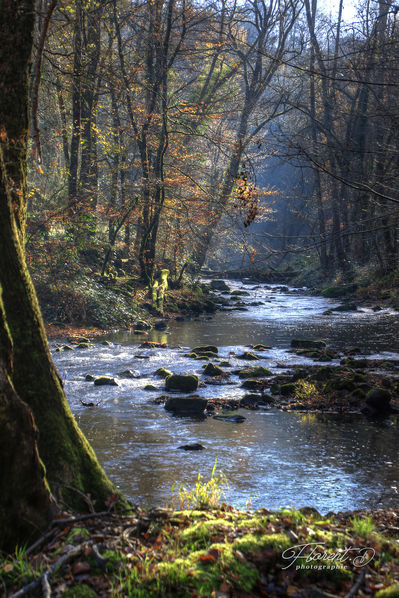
0,0,119,514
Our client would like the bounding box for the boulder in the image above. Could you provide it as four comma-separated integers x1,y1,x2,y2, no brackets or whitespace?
165,374,199,393
117,369,140,378
164,396,207,415
237,352,259,360
203,363,224,376
210,279,230,291
251,344,271,351
291,339,326,349
238,366,272,379
321,284,358,298
192,345,218,355
134,320,152,330
144,384,158,391
94,376,118,386
331,303,358,312
63,345,74,351
84,374,95,381
178,443,205,451
280,383,297,396
76,342,94,349
240,379,262,390
230,290,250,296
154,367,172,378
101,340,113,346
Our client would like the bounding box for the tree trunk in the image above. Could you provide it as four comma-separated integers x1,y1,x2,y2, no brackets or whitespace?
0,0,119,513
0,289,55,552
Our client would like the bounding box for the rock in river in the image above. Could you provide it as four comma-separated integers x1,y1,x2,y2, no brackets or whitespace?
210,279,230,291
192,345,218,355
178,443,205,451
94,376,118,386
165,374,199,392
238,366,272,378
164,396,207,415
203,363,224,376
154,367,172,378
117,369,140,379
237,351,259,360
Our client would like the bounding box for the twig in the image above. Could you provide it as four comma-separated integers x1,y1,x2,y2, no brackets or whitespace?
41,571,51,598
10,543,88,598
51,511,110,526
344,568,366,598
26,527,59,556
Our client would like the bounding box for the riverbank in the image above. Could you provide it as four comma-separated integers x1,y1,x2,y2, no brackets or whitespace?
36,273,221,335
2,503,398,597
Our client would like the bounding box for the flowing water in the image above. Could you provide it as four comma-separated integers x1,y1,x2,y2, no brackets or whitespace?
53,282,399,514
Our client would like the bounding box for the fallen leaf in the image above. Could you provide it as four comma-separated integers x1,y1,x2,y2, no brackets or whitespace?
199,554,217,565
72,561,91,576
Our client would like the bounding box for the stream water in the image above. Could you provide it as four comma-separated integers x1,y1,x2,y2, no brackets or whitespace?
53,281,399,514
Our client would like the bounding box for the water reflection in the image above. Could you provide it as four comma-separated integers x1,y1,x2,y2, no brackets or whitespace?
54,281,399,513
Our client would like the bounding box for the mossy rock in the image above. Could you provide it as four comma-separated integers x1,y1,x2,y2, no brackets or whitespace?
351,388,366,398
165,374,199,393
310,367,334,381
154,367,172,378
321,283,358,298
331,303,358,312
219,361,231,367
134,320,152,330
237,352,259,361
240,379,262,390
76,342,94,349
63,345,75,351
101,340,113,346
238,366,272,379
325,378,355,392
94,376,118,386
375,584,399,598
203,363,224,376
340,358,368,368
291,339,326,349
185,352,198,358
251,344,270,350
85,374,95,381
144,384,158,391
192,345,218,355
210,279,230,291
164,396,207,415
280,383,297,396
230,290,250,296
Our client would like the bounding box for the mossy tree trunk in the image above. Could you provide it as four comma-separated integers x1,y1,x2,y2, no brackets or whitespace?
0,0,119,513
0,290,55,552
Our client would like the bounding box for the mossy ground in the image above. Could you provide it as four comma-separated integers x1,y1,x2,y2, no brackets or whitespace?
1,507,398,597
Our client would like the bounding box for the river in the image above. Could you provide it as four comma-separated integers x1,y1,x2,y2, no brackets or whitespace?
52,281,399,514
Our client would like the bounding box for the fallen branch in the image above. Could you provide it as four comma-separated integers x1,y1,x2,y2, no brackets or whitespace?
41,571,51,598
51,511,110,526
10,543,89,598
344,568,366,598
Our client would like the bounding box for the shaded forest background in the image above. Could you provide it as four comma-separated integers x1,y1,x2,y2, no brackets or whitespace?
27,0,399,325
